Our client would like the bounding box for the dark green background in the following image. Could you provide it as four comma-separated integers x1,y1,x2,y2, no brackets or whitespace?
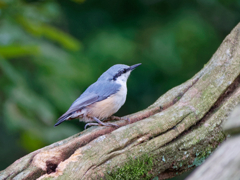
0,0,239,176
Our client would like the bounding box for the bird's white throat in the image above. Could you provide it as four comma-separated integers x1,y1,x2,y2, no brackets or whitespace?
114,71,131,86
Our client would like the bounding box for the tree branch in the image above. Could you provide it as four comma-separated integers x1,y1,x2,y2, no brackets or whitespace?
1,22,240,180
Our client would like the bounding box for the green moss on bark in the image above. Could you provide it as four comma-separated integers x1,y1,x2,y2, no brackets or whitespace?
105,155,153,180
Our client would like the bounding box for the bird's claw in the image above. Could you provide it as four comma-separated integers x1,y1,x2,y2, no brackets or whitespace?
84,117,119,129
84,122,119,129
84,123,99,129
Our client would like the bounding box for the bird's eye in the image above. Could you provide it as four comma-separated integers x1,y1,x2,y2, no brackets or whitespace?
123,69,126,73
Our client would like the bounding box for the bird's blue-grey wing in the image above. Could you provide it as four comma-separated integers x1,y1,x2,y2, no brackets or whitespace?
55,81,121,126
82,80,121,101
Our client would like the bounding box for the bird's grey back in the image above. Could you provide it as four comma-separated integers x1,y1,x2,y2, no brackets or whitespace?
77,80,121,102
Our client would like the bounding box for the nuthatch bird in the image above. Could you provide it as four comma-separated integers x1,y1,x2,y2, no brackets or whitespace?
54,63,141,129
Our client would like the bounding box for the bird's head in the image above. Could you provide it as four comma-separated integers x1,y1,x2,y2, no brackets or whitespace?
98,63,141,84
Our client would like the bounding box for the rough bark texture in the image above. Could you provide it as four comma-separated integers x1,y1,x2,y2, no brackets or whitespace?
186,105,240,180
1,23,240,180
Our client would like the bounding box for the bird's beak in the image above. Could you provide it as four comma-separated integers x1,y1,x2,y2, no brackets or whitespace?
130,63,141,70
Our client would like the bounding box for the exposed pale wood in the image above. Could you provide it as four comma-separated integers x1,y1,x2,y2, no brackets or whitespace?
1,22,240,180
223,105,240,135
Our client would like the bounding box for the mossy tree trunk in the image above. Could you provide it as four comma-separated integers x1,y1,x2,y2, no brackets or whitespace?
1,23,240,180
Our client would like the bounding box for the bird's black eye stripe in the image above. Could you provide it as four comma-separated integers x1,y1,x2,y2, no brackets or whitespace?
113,71,121,80
112,68,128,80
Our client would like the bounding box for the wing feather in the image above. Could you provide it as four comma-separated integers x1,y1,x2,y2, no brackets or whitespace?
55,81,121,126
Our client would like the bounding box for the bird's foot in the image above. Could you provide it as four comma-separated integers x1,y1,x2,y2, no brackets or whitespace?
84,123,99,129
94,117,119,128
84,117,119,129
122,117,130,123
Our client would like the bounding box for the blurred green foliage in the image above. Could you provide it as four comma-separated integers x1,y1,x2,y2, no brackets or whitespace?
0,0,240,171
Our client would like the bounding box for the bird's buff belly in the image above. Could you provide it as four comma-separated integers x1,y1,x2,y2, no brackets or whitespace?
85,92,126,121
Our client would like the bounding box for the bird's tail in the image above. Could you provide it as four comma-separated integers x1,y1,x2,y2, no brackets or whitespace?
54,113,71,126
54,118,66,126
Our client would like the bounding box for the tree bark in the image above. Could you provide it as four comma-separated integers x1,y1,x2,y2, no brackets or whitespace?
186,105,240,180
1,23,240,180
